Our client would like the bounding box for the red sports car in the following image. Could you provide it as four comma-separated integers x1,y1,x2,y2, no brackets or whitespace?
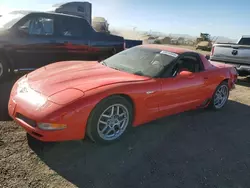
8,44,238,144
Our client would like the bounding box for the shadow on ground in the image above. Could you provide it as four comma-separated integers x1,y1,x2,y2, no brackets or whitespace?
0,74,24,120
28,100,250,188
237,76,250,87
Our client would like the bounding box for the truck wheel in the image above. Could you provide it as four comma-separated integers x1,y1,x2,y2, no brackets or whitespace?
0,58,9,82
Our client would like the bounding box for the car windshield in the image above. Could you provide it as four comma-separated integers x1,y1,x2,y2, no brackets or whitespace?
0,12,26,29
102,46,179,77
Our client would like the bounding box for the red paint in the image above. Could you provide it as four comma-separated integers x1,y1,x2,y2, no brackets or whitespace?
8,45,237,142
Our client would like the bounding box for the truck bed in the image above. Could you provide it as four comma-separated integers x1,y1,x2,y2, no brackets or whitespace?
210,43,250,74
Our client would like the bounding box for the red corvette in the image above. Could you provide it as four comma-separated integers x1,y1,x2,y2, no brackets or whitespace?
8,44,238,144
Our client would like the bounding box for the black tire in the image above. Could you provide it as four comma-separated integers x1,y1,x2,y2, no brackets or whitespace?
208,81,229,110
0,57,9,82
86,95,133,144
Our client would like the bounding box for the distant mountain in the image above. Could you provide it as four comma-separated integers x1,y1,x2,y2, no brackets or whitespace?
110,28,237,43
167,33,196,39
212,36,237,43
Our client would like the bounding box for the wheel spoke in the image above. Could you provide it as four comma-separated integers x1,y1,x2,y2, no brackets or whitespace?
110,106,115,116
106,128,114,135
99,120,107,125
101,124,110,134
215,98,220,104
119,117,128,124
102,106,115,118
117,106,120,115
119,113,126,117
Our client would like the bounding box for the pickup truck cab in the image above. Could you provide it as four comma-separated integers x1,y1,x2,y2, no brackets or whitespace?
210,35,250,76
0,11,124,81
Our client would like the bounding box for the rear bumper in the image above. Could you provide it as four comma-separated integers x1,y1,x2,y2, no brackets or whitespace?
235,65,250,73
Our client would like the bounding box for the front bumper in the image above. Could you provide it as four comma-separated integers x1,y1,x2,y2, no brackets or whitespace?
8,82,90,142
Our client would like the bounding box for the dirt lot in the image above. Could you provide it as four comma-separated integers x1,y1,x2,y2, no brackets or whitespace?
1,48,250,188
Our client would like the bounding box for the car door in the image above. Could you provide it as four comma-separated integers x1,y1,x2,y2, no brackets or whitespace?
157,52,207,117
10,13,59,71
55,16,91,61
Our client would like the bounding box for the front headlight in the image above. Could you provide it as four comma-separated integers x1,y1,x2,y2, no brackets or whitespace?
48,88,84,105
38,123,67,130
17,81,47,106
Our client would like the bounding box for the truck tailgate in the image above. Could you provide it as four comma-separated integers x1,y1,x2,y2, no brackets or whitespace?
211,44,250,66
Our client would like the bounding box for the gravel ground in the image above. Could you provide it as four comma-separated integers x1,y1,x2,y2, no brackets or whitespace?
1,70,250,187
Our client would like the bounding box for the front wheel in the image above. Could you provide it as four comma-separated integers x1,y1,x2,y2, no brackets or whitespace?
86,96,133,144
208,81,229,110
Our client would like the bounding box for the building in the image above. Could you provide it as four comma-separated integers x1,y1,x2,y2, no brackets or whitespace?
177,37,185,45
142,35,158,44
158,36,171,44
52,1,92,25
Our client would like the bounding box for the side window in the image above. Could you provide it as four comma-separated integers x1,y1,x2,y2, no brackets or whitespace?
20,16,54,36
77,6,85,13
171,54,203,76
59,17,84,37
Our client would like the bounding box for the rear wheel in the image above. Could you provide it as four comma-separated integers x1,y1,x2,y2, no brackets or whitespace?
208,81,229,110
86,95,133,144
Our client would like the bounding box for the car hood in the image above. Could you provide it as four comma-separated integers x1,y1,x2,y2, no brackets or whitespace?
27,61,149,96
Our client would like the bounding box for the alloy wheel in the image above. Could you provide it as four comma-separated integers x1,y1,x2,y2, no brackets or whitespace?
97,104,129,141
214,85,229,109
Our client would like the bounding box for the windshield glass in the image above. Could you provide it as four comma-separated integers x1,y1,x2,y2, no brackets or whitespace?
0,12,26,29
102,46,178,77
238,37,250,45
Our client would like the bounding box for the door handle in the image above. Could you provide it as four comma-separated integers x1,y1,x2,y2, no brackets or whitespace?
204,77,208,80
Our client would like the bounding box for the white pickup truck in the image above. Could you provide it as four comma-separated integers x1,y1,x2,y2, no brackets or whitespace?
210,35,250,76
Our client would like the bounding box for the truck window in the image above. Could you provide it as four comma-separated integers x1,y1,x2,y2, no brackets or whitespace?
238,38,250,45
19,16,54,36
58,17,86,37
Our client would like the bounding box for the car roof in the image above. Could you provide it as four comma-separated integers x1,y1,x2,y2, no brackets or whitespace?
34,11,83,19
10,10,83,19
140,44,196,54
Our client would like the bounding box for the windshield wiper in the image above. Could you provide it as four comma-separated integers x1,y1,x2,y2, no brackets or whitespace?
133,71,144,76
100,61,107,66
112,67,122,71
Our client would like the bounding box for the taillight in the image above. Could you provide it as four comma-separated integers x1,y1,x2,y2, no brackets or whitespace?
211,46,215,56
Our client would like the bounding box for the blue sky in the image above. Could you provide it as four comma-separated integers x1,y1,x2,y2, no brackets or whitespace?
0,0,249,39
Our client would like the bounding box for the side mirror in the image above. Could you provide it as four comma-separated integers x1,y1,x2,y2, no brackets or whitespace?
178,70,194,78
205,54,210,60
